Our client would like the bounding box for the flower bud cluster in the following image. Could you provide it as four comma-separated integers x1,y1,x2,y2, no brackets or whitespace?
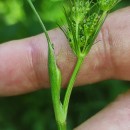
98,0,121,11
84,13,99,38
71,1,90,23
79,13,99,49
63,0,121,57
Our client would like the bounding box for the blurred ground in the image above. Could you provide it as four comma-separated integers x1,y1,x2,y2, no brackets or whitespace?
0,0,130,130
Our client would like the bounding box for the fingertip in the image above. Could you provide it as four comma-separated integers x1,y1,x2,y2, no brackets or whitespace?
75,90,130,130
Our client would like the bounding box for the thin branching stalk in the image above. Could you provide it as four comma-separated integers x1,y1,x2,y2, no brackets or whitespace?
63,56,84,115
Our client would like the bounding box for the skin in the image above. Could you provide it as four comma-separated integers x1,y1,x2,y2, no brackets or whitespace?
0,7,130,130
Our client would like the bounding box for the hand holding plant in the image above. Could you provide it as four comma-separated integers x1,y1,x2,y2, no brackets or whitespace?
27,0,121,129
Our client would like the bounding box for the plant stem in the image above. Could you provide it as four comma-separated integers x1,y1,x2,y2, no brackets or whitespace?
58,122,67,130
27,1,66,129
76,22,80,54
27,0,50,43
63,56,84,115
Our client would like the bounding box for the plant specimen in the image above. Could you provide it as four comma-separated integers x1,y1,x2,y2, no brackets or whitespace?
27,0,121,130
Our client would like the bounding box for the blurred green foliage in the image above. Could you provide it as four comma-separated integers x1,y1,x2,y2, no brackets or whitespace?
0,0,130,130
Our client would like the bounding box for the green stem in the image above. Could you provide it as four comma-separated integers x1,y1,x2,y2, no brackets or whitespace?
63,56,84,115
76,22,80,54
57,122,67,130
27,0,50,43
27,1,66,129
76,22,79,41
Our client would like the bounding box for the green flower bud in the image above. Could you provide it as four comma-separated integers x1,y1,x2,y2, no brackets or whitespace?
98,0,121,11
71,1,90,23
85,13,99,36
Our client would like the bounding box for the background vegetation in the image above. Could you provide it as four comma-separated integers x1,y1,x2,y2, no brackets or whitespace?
0,0,130,130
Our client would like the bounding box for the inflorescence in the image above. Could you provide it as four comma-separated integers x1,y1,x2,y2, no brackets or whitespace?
62,0,121,58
